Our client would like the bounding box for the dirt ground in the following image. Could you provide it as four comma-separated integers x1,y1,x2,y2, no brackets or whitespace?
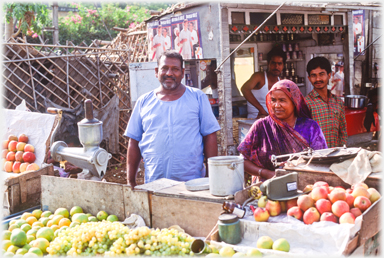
102,162,144,185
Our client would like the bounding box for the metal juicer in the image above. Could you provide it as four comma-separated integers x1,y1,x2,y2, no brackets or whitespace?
50,99,112,178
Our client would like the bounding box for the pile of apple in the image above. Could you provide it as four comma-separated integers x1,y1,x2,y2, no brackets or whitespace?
251,181,381,225
2,134,40,173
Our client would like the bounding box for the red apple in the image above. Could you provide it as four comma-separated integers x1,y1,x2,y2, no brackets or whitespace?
311,187,328,201
351,187,370,199
286,198,298,210
3,161,13,172
303,207,320,225
352,182,368,190
18,134,29,143
302,184,314,193
332,200,350,217
253,207,270,222
345,194,355,208
8,135,18,142
315,199,332,214
22,152,36,163
26,163,39,172
2,149,9,159
353,196,371,212
328,186,334,192
346,188,353,194
287,206,303,220
8,140,17,152
313,181,330,193
24,144,35,153
350,207,362,218
339,212,355,224
297,194,314,212
6,151,15,161
16,142,26,152
320,212,338,223
2,140,9,149
328,188,346,203
15,151,24,162
12,161,21,173
265,200,281,216
20,162,30,173
367,188,381,204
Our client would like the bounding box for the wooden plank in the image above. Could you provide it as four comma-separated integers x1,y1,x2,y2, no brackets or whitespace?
9,184,20,213
122,186,151,227
151,195,223,237
19,175,28,203
5,165,54,186
360,198,381,244
342,234,359,255
41,176,126,220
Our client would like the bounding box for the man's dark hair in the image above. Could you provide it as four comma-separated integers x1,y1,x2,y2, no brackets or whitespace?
64,134,81,147
267,46,287,64
157,50,184,68
306,56,332,75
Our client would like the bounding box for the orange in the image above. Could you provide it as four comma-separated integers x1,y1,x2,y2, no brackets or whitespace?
31,238,49,254
31,209,43,220
58,218,71,228
31,221,44,228
51,215,64,225
21,213,33,221
26,217,37,226
39,217,49,227
46,220,53,227
54,208,69,218
8,224,20,231
36,227,54,242
50,225,60,232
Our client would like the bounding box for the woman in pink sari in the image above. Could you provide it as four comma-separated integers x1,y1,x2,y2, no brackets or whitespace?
237,80,327,182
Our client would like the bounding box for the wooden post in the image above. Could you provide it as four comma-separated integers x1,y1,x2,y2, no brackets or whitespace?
97,55,103,107
24,45,38,110
66,41,70,107
52,2,59,45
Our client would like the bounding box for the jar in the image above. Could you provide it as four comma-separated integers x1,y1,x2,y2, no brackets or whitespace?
222,201,246,218
218,214,241,245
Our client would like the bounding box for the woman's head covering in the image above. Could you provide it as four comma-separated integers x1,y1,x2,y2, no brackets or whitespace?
266,79,312,122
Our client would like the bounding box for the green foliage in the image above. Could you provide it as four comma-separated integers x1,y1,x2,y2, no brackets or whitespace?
57,2,170,45
3,3,50,36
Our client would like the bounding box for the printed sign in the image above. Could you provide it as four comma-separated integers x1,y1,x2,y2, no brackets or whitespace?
353,10,365,55
147,12,203,62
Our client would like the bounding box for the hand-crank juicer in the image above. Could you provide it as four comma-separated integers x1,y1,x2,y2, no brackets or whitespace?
50,99,112,178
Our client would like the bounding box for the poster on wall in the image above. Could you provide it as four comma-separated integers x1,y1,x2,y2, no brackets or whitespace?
353,10,365,55
147,12,203,62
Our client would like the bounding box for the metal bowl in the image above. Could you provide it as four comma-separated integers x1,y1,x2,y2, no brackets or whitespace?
345,95,367,109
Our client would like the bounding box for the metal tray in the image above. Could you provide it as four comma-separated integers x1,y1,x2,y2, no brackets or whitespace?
301,147,361,164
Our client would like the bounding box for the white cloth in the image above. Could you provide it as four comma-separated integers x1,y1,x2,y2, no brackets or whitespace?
163,35,171,50
330,149,381,185
179,29,192,59
353,22,362,35
247,72,280,118
174,36,181,53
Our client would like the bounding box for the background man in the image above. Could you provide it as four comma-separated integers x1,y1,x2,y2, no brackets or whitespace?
331,62,344,97
188,21,199,56
125,51,220,189
353,16,362,46
162,27,171,50
241,46,286,119
151,25,165,61
174,27,181,53
305,57,347,148
179,19,193,59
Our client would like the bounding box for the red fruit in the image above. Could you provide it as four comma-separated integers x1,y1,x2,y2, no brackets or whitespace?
311,187,328,201
313,181,330,193
287,206,303,220
16,142,26,152
20,162,30,173
297,194,314,212
2,149,9,159
328,188,346,203
345,194,355,208
22,152,36,163
3,161,13,172
26,163,39,171
303,207,320,225
339,212,355,224
286,198,298,210
24,144,35,153
15,151,24,162
2,140,9,149
315,199,332,214
353,196,371,212
6,151,15,161
320,212,338,223
332,200,350,217
8,140,17,152
8,135,18,142
12,161,21,173
18,134,29,143
350,207,362,218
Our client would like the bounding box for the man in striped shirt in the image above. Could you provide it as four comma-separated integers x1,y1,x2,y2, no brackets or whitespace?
305,57,347,148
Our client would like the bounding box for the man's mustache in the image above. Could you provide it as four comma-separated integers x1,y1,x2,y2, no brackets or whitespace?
162,75,176,80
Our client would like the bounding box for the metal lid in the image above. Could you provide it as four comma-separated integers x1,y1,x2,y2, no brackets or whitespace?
218,214,239,224
185,177,209,191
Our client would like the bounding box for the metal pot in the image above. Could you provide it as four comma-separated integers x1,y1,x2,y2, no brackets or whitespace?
345,95,367,109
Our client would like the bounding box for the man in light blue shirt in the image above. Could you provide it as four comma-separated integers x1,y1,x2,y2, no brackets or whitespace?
125,50,220,188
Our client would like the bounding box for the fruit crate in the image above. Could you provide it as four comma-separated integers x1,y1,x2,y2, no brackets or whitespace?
3,164,55,215
231,168,380,256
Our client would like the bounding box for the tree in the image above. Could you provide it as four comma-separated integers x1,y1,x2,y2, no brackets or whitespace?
3,3,50,40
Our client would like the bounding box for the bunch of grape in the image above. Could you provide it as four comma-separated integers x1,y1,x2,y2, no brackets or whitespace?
47,221,195,256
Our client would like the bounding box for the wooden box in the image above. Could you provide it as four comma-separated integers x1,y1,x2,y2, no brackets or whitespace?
4,164,55,214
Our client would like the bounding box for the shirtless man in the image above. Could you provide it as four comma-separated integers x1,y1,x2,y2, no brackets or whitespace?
241,46,286,119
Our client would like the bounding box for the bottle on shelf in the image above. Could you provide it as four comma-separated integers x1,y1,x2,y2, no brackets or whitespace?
290,63,295,77
222,201,246,218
